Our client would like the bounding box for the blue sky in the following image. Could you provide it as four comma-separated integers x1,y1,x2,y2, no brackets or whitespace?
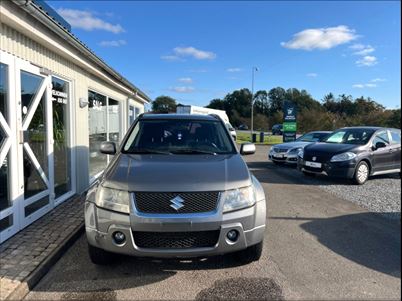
51,1,401,109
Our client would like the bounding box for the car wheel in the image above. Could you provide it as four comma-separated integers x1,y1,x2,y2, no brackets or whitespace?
302,171,316,177
353,161,369,185
88,244,113,265
234,241,263,264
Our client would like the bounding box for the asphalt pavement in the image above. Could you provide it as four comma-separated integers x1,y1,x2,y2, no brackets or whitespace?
25,145,401,300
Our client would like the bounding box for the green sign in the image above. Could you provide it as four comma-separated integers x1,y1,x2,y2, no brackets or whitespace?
283,122,297,132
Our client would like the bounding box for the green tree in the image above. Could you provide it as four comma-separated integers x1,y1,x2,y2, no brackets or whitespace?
152,96,177,113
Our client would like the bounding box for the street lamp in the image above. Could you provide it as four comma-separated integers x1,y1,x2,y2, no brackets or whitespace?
250,66,258,141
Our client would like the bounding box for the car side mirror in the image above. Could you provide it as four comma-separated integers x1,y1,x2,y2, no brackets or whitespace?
240,143,256,155
100,141,117,155
373,141,386,150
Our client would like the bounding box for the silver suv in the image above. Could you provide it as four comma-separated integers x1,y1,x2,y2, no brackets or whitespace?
85,114,266,264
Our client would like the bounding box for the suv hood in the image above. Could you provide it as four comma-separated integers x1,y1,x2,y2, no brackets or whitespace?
102,153,251,192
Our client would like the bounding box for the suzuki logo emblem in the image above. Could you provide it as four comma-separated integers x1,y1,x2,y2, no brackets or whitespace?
312,156,317,161
170,196,185,211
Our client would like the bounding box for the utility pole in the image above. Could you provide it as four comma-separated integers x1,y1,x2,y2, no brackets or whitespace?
250,67,258,142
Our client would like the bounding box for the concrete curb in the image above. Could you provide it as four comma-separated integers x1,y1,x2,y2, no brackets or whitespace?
5,222,85,301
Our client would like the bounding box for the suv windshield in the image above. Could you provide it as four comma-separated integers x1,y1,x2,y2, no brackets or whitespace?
123,119,236,154
323,128,375,145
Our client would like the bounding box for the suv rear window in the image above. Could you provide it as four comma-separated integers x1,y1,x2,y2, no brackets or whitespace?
123,119,236,154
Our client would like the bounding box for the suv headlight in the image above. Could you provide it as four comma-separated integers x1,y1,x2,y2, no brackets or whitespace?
222,186,256,213
298,149,304,159
330,152,357,162
95,186,130,214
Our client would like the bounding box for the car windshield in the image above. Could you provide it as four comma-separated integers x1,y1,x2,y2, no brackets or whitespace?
323,129,375,145
296,132,329,142
122,119,236,154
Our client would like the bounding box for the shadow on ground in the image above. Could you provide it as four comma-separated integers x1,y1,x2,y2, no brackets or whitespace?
271,212,401,278
195,277,283,300
29,235,264,296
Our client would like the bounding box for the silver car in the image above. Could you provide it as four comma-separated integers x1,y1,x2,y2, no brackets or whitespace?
269,131,331,164
85,114,266,264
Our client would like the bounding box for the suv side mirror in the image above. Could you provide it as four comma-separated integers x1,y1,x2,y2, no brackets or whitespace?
373,141,387,150
240,143,256,155
100,141,117,155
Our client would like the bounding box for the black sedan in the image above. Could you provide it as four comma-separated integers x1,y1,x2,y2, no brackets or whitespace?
298,127,401,184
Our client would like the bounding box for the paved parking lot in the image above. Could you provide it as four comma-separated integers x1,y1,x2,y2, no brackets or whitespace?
25,145,401,300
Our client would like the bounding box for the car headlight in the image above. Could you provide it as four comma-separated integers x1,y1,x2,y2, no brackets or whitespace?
298,149,304,158
221,186,256,213
330,152,357,162
95,186,130,214
288,147,302,154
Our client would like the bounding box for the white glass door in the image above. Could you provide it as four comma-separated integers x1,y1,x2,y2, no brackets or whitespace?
0,52,75,243
0,52,19,242
16,60,53,229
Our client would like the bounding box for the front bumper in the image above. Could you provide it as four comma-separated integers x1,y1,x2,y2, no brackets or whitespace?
85,200,266,258
298,159,357,178
269,152,298,164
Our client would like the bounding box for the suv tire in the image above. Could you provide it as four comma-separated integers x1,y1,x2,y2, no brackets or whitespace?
353,161,369,185
88,244,113,265
235,241,263,263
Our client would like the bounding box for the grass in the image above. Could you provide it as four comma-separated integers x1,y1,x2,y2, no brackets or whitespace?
236,132,283,145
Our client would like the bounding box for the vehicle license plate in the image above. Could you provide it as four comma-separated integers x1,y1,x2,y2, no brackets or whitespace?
274,154,284,158
305,161,322,168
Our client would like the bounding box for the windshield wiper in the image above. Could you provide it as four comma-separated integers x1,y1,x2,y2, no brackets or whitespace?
171,149,217,155
128,148,172,155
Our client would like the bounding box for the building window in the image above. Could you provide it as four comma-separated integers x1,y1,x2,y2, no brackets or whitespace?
88,90,121,179
51,76,71,198
108,98,120,146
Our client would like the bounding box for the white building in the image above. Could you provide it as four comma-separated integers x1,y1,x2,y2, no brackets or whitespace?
0,0,150,242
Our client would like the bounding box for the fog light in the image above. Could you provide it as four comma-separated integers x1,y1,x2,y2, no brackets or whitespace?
113,231,126,244
226,230,239,242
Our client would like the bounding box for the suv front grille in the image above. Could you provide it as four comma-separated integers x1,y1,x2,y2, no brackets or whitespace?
133,230,220,249
133,192,219,214
273,147,288,153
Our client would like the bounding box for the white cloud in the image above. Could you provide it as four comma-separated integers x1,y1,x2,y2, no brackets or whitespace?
173,47,216,60
178,77,193,83
306,73,318,77
356,55,378,67
352,83,377,88
281,25,357,50
98,40,127,47
226,68,242,72
349,44,375,56
169,86,195,93
371,78,387,82
160,55,182,61
161,47,216,61
57,8,124,33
